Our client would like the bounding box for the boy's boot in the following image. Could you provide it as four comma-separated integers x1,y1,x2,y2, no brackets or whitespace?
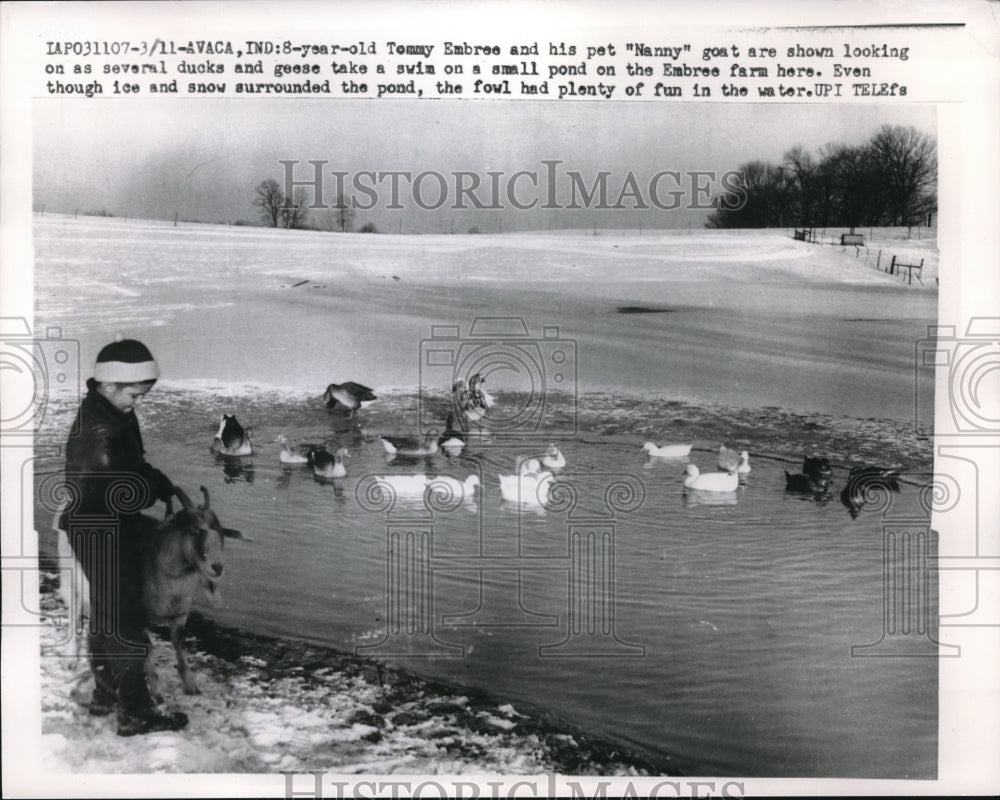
115,663,188,737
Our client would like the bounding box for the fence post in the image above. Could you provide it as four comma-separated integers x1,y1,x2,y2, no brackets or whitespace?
890,255,896,276
877,250,881,270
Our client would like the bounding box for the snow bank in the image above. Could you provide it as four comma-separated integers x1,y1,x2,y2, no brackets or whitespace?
37,575,656,776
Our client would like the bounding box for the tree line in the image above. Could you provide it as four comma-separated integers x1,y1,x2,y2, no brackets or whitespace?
252,179,376,233
707,125,937,230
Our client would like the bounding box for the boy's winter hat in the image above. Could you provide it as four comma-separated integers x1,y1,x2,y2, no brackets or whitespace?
93,335,160,383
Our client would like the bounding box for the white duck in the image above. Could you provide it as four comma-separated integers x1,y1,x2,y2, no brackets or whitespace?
499,464,554,506
277,435,312,465
684,464,739,492
541,444,566,470
736,451,751,474
427,474,481,501
311,447,348,479
642,441,693,459
373,473,431,499
517,457,542,475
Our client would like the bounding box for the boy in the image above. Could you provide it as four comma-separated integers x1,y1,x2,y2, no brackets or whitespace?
60,336,188,736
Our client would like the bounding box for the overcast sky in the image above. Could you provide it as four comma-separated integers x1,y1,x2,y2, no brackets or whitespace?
33,99,936,232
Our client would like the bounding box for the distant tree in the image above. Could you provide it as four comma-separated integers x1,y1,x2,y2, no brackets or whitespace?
705,126,936,230
821,144,876,231
254,179,284,227
332,193,355,233
359,222,377,233
867,125,937,226
706,160,796,228
281,187,311,230
468,226,481,234
783,145,816,226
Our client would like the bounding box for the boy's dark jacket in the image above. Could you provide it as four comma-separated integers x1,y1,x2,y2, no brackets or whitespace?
60,378,173,529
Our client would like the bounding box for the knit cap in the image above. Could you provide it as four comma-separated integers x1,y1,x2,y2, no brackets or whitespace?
93,334,160,383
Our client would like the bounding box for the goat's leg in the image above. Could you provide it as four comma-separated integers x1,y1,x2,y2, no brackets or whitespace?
145,646,164,705
170,620,200,695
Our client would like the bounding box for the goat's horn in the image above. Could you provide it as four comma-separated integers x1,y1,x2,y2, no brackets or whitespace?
173,486,194,510
200,485,211,509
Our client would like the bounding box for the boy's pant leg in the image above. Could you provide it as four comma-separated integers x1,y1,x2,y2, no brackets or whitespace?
72,526,152,712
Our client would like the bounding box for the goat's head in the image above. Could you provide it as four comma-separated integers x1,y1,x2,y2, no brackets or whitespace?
168,485,250,581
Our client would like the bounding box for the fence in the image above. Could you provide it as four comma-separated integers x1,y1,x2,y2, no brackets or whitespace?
851,246,927,285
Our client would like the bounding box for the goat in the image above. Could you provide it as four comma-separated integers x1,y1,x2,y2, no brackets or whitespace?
56,485,248,698
142,485,249,696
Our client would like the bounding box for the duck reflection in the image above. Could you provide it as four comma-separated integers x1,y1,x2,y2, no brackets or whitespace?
684,488,738,507
840,466,901,519
214,453,255,484
327,410,364,446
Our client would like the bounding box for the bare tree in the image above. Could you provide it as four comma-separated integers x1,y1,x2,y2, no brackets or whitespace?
281,187,311,230
332,193,355,233
821,144,874,232
783,145,816,227
254,178,284,227
868,125,937,226
705,126,936,231
706,160,796,228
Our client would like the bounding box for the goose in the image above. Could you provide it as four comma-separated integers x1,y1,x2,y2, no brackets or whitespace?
323,382,377,417
277,435,313,465
438,414,466,455
311,446,348,479
784,470,831,494
717,446,740,473
684,464,739,492
802,456,833,482
210,414,253,456
541,444,566,470
468,372,495,410
642,441,693,459
499,468,554,506
452,379,470,416
427,474,481,501
736,451,751,474
380,431,440,457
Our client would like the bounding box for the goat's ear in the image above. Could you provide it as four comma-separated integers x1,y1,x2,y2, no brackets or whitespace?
222,526,251,542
